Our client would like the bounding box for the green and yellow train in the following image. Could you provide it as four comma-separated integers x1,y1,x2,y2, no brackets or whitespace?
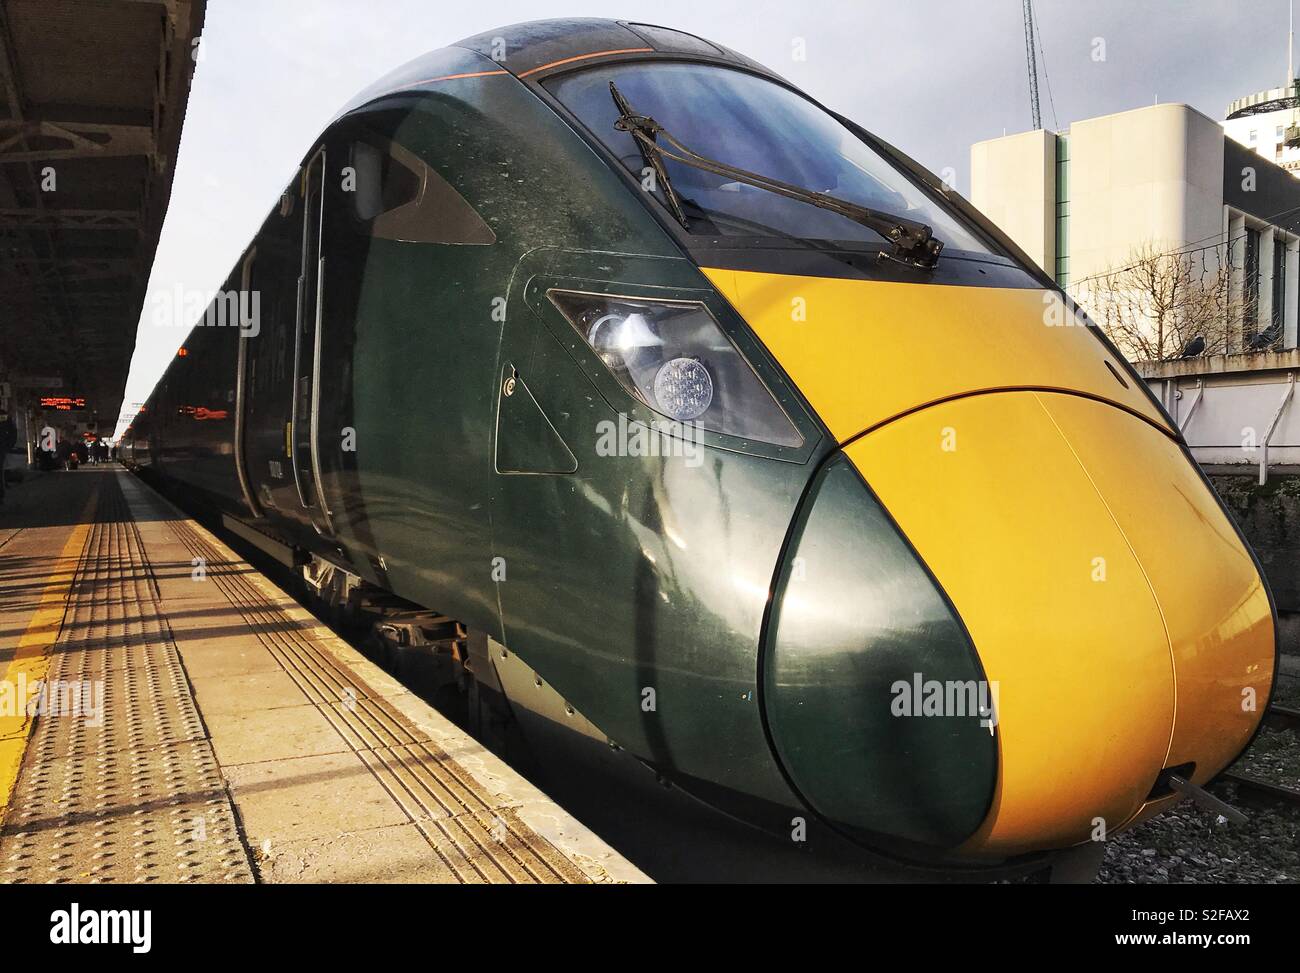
122,18,1277,874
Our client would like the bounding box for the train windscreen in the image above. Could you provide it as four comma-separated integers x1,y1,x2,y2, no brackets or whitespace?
547,61,991,254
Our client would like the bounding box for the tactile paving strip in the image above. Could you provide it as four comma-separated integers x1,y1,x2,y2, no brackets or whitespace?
167,518,589,884
0,476,255,884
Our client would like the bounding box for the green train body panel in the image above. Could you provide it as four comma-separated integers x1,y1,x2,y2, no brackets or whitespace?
132,44,827,827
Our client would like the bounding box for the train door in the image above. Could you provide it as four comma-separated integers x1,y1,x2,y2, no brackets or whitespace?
308,104,499,614
240,187,307,523
232,248,263,518
291,146,333,535
309,120,394,566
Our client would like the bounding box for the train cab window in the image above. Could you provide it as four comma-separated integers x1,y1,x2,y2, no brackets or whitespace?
547,61,991,255
345,134,495,245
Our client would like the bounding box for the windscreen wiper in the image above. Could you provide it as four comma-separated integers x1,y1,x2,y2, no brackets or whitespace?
610,81,692,229
609,81,943,269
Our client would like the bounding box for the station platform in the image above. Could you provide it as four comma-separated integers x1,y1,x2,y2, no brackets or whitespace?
0,467,646,884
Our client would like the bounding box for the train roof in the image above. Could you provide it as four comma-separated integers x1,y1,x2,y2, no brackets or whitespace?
451,18,778,81
335,18,784,119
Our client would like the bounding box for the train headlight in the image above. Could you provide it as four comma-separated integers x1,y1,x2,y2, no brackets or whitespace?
548,291,802,446
653,357,713,420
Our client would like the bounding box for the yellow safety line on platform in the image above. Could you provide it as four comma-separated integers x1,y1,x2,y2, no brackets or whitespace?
0,490,97,824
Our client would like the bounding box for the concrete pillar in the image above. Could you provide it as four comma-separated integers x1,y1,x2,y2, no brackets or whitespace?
1228,211,1247,352
1286,235,1299,348
970,130,1056,275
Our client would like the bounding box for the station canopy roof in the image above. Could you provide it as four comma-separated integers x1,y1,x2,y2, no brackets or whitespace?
0,0,206,430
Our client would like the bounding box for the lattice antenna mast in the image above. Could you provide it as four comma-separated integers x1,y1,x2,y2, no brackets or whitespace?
1288,0,1299,143
1289,0,1295,118
1022,0,1042,129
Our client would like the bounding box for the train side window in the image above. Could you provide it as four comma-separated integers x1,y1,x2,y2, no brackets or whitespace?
345,135,495,245
351,141,420,221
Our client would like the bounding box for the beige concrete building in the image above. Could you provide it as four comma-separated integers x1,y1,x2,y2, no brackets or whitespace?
971,102,1300,353
969,129,1056,276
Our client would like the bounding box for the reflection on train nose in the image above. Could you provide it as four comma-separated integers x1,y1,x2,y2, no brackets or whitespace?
764,453,997,852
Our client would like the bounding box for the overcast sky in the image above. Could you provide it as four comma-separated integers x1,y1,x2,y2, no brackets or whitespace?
114,0,1300,435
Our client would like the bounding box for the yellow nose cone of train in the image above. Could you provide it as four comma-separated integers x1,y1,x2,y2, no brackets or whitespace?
704,269,1275,855
699,268,1174,442
846,391,1272,854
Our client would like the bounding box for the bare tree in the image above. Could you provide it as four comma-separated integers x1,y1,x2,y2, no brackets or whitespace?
1070,242,1251,362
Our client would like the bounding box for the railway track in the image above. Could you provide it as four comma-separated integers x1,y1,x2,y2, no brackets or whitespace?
1264,704,1300,733
1208,705,1300,811
1216,772,1300,810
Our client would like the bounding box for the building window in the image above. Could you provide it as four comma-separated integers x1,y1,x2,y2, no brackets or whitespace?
1278,125,1286,139
1244,226,1261,341
1271,236,1286,345
1054,134,1070,288
1250,129,1258,141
